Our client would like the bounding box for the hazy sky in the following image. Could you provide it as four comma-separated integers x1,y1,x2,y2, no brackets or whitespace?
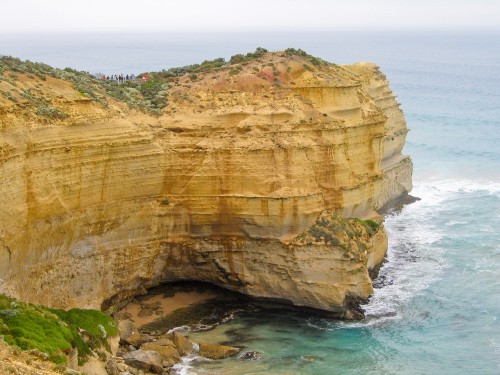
2,0,500,33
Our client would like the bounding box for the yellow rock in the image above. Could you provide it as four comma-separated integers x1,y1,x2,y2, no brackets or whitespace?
141,340,180,366
169,331,193,356
198,342,240,360
0,52,412,316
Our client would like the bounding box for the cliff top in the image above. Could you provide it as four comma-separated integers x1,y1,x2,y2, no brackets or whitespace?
0,48,384,127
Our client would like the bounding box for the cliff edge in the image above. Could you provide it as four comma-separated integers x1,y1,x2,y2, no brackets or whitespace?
0,49,412,318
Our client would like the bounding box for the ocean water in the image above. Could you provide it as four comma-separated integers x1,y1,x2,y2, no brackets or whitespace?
2,31,499,374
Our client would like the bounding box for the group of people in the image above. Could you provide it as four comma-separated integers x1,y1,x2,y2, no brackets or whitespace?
101,73,137,83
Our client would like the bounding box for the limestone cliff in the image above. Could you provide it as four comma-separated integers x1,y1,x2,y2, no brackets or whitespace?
0,50,412,317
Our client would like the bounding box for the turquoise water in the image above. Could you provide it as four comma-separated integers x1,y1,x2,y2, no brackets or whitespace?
2,31,499,374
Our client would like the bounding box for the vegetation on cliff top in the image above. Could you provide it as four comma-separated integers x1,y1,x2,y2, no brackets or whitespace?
0,47,328,116
0,294,118,365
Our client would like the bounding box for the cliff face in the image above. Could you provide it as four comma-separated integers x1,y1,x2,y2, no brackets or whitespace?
0,52,412,316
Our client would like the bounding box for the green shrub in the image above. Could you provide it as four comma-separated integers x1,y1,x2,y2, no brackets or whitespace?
0,294,118,366
303,64,314,72
364,219,380,233
229,54,245,65
35,104,68,120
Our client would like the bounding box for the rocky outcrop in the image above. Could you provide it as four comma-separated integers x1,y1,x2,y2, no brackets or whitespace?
199,342,241,360
169,331,193,356
0,51,412,316
117,319,143,347
141,339,181,366
123,350,164,374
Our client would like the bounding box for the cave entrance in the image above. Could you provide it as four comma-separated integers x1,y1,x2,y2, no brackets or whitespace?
106,281,251,335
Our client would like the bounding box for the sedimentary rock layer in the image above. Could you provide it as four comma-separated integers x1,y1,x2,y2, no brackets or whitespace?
0,52,412,315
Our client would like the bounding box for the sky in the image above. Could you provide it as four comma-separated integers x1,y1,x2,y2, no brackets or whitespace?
1,0,500,33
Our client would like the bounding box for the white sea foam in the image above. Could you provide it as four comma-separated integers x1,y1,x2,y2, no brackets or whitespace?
167,325,192,334
172,355,214,375
312,178,500,330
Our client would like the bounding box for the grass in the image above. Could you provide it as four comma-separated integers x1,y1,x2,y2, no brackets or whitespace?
0,294,118,365
349,218,380,235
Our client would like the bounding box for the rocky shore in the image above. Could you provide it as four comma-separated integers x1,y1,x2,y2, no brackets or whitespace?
108,283,255,374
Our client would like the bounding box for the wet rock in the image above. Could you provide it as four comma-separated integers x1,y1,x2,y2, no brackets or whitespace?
342,309,365,320
117,319,143,347
168,331,193,356
141,339,181,366
239,351,262,361
198,342,240,360
123,350,163,374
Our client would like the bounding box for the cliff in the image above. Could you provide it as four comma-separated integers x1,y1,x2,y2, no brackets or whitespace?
0,50,412,317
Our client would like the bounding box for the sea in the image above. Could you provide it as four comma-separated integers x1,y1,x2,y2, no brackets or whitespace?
1,30,499,374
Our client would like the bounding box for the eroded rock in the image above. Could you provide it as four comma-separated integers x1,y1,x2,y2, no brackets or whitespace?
168,331,193,356
116,320,142,347
0,52,413,316
141,339,181,366
199,342,241,360
123,350,163,374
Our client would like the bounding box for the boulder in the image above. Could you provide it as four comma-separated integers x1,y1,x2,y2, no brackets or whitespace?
168,331,193,356
198,342,240,360
117,319,142,347
141,339,181,366
105,357,131,374
123,350,163,374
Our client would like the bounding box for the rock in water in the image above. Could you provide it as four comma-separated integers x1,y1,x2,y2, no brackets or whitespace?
141,339,181,366
0,51,412,317
123,350,163,374
199,342,241,360
169,331,193,356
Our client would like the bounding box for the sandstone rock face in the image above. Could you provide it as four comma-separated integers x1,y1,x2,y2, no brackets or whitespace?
0,52,412,315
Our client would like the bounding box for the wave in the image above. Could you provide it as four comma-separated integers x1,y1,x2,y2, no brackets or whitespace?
308,177,500,331
367,178,499,320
